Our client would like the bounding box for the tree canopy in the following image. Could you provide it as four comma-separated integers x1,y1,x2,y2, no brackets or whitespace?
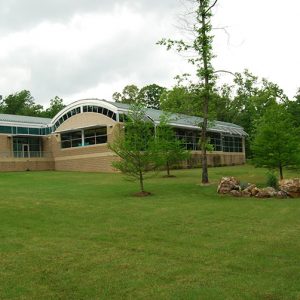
252,104,300,179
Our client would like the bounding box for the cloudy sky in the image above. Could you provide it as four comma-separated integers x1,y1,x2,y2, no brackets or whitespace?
0,0,299,107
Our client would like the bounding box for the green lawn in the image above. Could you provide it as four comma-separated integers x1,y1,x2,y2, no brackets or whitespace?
0,165,299,299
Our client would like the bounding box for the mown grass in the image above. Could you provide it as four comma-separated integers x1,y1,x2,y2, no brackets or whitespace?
0,165,299,299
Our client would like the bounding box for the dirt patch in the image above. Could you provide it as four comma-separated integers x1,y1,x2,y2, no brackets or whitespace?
133,191,152,197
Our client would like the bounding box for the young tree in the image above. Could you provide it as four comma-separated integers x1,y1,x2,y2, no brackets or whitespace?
154,114,190,177
252,104,300,180
158,0,218,184
108,104,157,195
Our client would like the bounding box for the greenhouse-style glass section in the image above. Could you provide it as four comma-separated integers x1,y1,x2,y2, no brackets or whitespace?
174,128,243,152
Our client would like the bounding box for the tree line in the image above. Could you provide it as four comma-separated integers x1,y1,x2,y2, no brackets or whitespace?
112,69,300,182
0,90,65,118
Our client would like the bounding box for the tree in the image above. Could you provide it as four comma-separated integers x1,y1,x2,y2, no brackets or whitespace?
43,96,65,118
252,104,300,180
138,84,166,109
160,84,200,116
230,70,288,157
113,84,166,109
112,85,140,105
153,114,190,177
0,90,44,116
158,0,218,184
108,104,157,195
285,89,300,128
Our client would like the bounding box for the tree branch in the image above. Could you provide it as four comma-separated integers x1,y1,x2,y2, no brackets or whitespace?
214,70,236,77
205,0,218,14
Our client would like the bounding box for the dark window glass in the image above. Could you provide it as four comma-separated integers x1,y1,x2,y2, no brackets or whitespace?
16,127,29,134
0,126,12,134
84,126,107,146
61,130,82,148
107,110,113,118
28,128,40,135
83,106,88,112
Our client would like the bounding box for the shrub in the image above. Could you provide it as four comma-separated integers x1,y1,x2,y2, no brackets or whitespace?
266,170,278,189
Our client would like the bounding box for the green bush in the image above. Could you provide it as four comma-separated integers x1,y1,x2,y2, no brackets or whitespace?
266,170,278,189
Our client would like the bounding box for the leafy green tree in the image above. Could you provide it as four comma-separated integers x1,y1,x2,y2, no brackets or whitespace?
108,104,157,195
252,104,300,180
138,84,166,109
160,85,200,116
112,85,140,105
43,96,65,118
153,114,190,177
231,70,288,157
285,89,300,127
158,0,218,184
0,90,43,116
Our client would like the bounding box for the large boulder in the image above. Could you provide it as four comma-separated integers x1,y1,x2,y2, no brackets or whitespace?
255,187,277,198
217,177,240,194
276,190,288,199
230,190,242,197
242,184,259,197
279,179,300,198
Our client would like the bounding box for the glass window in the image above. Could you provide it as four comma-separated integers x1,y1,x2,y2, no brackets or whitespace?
61,130,82,148
222,135,243,152
28,128,40,135
0,126,12,134
16,127,29,134
84,127,107,146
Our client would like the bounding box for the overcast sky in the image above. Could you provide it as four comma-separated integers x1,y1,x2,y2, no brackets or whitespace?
0,0,299,107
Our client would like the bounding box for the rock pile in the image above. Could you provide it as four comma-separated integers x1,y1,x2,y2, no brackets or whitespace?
217,177,291,199
279,179,300,198
217,177,240,194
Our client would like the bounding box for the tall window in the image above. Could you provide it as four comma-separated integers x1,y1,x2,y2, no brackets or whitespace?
61,126,107,149
222,136,243,152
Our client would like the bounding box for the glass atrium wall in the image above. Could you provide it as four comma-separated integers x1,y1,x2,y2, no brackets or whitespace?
174,128,243,152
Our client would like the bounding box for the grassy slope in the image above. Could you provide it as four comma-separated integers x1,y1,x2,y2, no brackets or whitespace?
0,165,299,299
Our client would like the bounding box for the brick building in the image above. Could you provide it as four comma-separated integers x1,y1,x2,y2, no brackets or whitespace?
0,98,247,172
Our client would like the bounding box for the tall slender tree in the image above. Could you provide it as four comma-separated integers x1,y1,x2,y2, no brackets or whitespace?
158,0,218,183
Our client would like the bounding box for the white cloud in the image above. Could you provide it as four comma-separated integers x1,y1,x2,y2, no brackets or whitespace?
0,0,300,105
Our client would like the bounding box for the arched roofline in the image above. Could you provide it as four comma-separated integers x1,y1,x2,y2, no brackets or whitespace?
51,98,122,125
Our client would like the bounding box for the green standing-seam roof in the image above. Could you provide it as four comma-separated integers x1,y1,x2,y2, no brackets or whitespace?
0,114,52,126
103,100,247,136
